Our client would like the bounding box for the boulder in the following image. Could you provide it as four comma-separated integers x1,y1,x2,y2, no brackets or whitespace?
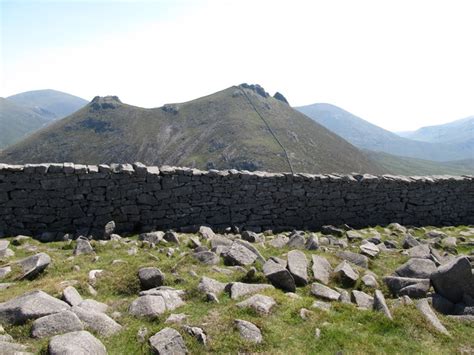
18,252,51,279
129,295,166,317
62,286,83,307
337,251,368,268
268,235,289,248
73,238,94,256
197,276,226,295
32,310,84,338
234,319,262,343
236,294,276,315
138,267,165,290
351,290,374,309
333,260,359,287
149,327,188,354
395,258,437,279
430,256,474,303
403,234,420,249
360,242,380,258
361,273,379,288
0,240,11,258
312,255,332,285
183,325,207,346
234,239,266,263
139,287,186,310
104,220,116,239
227,282,274,299
407,245,431,259
224,243,257,266
139,231,164,244
432,293,455,315
263,258,296,292
416,298,450,336
48,330,107,355
310,283,341,301
198,226,215,240
164,231,180,244
71,306,122,337
346,230,363,242
0,290,70,325
193,251,219,265
0,340,29,354
78,299,108,313
321,225,344,237
383,276,430,298
373,290,392,320
287,250,309,286
305,234,319,250
241,231,263,243
286,233,305,249
0,266,11,279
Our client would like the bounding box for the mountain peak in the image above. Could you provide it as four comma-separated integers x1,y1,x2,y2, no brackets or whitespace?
238,83,269,98
90,96,122,110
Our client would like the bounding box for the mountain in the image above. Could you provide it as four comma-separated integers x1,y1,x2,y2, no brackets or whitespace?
0,98,50,149
366,151,474,176
397,116,474,144
6,89,88,121
296,103,473,162
0,84,384,174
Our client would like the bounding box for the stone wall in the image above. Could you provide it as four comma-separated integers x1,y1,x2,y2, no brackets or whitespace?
0,163,473,237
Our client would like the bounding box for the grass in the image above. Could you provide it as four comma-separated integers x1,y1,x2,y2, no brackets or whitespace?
0,225,473,354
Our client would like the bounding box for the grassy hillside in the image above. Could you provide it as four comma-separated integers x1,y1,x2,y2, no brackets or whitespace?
296,103,472,162
0,98,50,149
7,89,88,121
0,85,384,174
366,150,474,176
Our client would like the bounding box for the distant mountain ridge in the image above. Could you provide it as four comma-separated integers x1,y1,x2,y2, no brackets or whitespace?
397,116,474,144
0,89,88,149
296,103,473,162
7,89,88,121
0,84,384,174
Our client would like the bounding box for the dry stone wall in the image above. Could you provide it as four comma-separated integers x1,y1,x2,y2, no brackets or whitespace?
0,163,473,237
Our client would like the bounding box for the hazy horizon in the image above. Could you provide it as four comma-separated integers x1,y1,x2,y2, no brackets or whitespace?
2,0,474,131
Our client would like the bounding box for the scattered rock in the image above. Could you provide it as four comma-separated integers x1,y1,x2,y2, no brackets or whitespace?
287,250,309,286
263,258,296,292
198,226,215,239
224,243,257,266
373,290,392,320
311,300,332,312
403,234,420,249
166,313,188,324
73,237,94,256
104,221,116,239
311,283,341,301
416,298,450,336
183,325,207,346
351,290,374,309
0,266,11,279
0,290,70,325
32,310,84,338
383,276,430,298
234,319,262,343
18,252,51,279
268,235,289,248
72,306,122,337
139,231,164,244
48,330,107,355
333,260,359,287
193,251,219,265
227,282,274,299
164,230,180,244
286,233,306,249
337,251,368,269
321,225,344,237
62,286,83,306
78,299,108,313
430,256,473,303
236,294,276,315
395,258,437,279
305,234,319,250
0,340,29,354
149,327,188,354
360,242,380,257
361,273,379,288
312,255,332,285
138,267,165,290
198,276,226,295
241,231,263,243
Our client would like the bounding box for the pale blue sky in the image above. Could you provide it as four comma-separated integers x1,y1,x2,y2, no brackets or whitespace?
1,0,474,131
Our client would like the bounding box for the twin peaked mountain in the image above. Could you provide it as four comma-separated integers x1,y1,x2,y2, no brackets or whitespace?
0,84,382,174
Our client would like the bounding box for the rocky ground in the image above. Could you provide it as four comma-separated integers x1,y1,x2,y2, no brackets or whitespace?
0,224,473,354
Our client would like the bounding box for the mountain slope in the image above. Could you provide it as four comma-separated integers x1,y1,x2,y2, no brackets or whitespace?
397,116,474,143
7,89,88,121
366,151,474,176
0,98,50,149
0,85,383,174
296,103,473,161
